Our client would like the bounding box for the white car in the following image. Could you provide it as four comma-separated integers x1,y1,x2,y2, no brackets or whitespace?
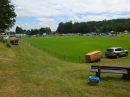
105,47,129,58
2,35,9,43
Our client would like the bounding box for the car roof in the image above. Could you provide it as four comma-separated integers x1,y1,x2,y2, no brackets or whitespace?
107,47,121,49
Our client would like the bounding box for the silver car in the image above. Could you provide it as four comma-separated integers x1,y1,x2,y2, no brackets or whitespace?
105,47,129,58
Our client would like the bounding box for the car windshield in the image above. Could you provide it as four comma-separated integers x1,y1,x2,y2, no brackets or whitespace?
107,49,114,52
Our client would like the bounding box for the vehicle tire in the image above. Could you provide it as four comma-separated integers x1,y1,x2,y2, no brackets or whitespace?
116,54,119,58
96,59,100,62
106,56,109,58
98,59,101,62
125,53,128,56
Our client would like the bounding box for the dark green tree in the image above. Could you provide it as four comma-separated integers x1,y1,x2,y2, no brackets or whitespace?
15,26,23,33
57,18,130,34
44,27,51,34
26,30,31,35
0,0,17,32
39,27,51,35
39,27,45,35
56,22,64,33
64,21,72,34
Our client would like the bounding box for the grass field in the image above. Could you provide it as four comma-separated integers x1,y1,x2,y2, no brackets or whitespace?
0,34,130,97
22,34,130,62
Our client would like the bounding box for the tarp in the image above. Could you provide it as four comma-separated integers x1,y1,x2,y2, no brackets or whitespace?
88,76,100,83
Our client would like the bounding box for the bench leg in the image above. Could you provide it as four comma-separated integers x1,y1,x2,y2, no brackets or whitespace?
123,68,130,80
128,68,130,80
122,74,127,79
96,66,101,78
122,74,130,80
96,72,100,78
122,68,130,80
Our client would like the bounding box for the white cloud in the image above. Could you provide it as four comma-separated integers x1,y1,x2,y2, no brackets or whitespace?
11,0,130,31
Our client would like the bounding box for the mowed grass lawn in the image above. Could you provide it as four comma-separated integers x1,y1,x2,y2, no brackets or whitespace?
23,34,130,62
0,34,130,97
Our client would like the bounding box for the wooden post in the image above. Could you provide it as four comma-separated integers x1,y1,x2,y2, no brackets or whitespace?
122,68,130,80
79,55,80,62
127,68,130,80
96,66,101,78
63,54,65,60
55,52,56,57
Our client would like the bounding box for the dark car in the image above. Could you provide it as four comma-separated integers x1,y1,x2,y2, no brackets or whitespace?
10,39,19,45
105,47,128,58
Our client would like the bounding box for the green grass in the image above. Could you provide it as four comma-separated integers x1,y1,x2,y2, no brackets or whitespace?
0,35,130,97
22,34,130,62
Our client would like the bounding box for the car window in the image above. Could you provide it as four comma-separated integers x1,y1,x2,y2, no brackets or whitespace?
115,48,121,51
107,49,113,52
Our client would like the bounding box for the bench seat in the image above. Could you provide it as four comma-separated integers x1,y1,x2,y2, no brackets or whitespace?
90,65,130,80
91,69,128,74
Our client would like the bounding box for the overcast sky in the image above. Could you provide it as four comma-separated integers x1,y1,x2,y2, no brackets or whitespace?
11,0,130,31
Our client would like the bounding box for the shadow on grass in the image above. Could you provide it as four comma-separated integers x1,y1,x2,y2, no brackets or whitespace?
100,76,130,82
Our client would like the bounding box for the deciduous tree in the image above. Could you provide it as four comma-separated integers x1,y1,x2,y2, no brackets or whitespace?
0,0,16,32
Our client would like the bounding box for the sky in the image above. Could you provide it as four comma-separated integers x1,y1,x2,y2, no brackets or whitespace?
11,0,130,31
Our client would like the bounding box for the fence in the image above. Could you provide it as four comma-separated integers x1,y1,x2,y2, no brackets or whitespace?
21,39,130,63
21,39,69,60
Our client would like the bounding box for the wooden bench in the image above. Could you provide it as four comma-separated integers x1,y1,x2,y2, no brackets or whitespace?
90,65,130,80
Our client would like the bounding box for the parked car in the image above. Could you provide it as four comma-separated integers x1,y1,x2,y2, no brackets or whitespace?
105,47,129,58
2,35,9,43
10,38,19,45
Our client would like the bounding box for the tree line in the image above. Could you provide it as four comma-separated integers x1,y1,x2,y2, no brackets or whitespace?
56,18,130,34
16,18,130,35
1,0,130,35
15,26,52,35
